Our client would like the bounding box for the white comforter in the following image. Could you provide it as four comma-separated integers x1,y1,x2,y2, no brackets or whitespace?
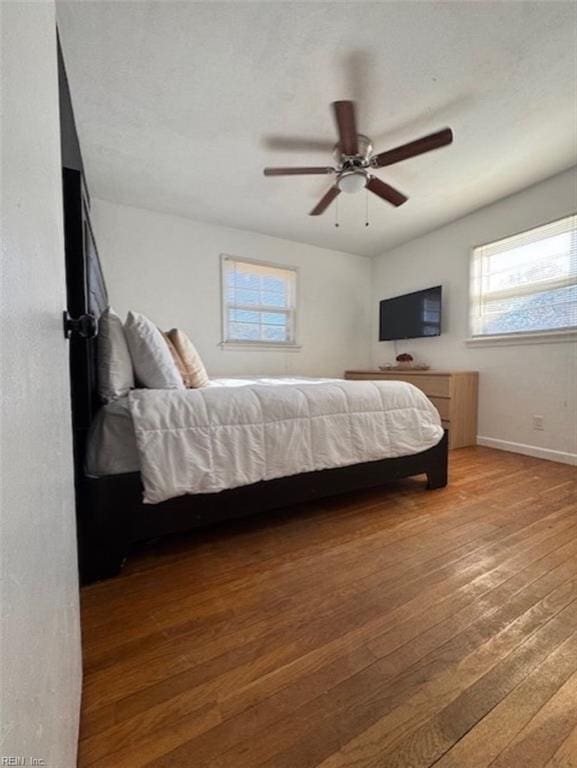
127,377,443,504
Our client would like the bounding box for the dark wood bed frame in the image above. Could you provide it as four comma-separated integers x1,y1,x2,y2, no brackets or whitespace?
63,166,448,584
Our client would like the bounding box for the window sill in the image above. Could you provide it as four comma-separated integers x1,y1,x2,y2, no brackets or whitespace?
219,341,302,352
465,329,577,347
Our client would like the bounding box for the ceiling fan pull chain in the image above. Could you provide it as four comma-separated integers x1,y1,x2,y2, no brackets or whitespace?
335,195,339,228
365,189,370,227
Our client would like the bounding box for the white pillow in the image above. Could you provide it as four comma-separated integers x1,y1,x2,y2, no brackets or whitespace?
98,308,134,401
124,311,184,390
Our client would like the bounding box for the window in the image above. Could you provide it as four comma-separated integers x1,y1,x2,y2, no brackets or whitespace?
222,256,298,346
470,214,577,339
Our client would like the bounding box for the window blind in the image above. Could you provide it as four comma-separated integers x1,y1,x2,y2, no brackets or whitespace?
222,257,297,344
470,214,577,337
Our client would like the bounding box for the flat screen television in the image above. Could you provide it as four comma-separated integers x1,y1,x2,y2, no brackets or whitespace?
379,285,442,341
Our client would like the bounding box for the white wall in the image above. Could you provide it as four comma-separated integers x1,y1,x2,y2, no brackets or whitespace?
0,3,81,766
371,168,577,463
92,199,372,378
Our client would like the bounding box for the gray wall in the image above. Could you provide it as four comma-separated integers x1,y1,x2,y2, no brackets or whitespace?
0,3,82,765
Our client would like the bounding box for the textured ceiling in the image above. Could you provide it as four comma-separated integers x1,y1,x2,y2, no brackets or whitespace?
57,1,577,257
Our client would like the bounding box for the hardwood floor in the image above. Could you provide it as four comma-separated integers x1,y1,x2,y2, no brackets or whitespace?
78,447,577,768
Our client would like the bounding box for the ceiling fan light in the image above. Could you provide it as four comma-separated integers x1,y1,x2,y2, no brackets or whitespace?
338,171,367,194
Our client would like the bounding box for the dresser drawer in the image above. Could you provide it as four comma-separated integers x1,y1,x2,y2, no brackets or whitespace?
430,396,450,420
379,374,451,398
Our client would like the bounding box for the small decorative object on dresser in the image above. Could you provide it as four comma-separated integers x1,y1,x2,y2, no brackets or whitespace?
395,352,414,369
345,369,479,449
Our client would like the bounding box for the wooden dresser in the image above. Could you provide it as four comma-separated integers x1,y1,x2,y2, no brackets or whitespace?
344,369,479,449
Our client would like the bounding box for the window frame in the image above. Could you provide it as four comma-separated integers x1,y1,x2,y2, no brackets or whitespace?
220,254,301,350
467,214,577,346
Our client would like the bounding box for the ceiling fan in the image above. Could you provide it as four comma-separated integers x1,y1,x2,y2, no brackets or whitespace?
263,101,453,216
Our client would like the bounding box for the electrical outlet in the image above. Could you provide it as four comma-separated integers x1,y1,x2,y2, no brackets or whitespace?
533,415,544,431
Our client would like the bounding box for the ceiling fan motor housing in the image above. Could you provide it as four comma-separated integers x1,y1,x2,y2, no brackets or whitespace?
333,133,373,164
334,133,372,193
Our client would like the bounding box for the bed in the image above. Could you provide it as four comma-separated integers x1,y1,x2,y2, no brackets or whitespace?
63,168,448,583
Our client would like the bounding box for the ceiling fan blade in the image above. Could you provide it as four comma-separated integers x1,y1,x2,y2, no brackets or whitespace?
264,166,335,176
371,128,453,168
263,136,335,153
332,101,358,156
309,186,341,216
366,176,408,207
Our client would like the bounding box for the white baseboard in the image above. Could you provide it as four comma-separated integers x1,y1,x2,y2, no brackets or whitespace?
476,436,577,466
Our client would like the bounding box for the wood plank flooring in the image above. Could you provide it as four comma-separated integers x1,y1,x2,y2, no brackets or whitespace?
78,447,577,768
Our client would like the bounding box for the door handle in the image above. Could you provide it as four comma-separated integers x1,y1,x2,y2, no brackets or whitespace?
63,311,98,340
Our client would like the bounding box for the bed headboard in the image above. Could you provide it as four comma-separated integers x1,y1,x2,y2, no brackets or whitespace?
63,167,108,473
